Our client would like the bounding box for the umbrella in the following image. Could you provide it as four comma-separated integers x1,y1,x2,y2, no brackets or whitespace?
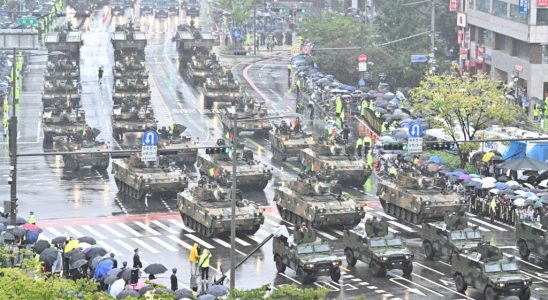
15,217,26,225
33,240,51,254
0,216,7,224
119,268,140,281
78,236,96,245
68,251,86,265
52,236,67,244
464,180,482,188
70,259,88,270
25,230,40,244
427,163,440,172
207,285,229,297
64,239,79,253
515,190,528,196
117,289,140,299
84,245,107,259
500,157,548,171
459,174,472,180
105,268,122,285
429,156,444,164
90,256,102,270
514,198,526,206
482,152,496,162
506,180,520,186
495,182,508,190
489,188,500,194
110,278,126,298
2,232,15,241
482,182,496,189
39,248,59,265
470,174,481,178
197,295,216,300
173,289,194,300
10,227,26,238
482,177,497,183
93,259,113,281
79,242,92,250
143,263,168,275
496,175,509,182
23,223,42,232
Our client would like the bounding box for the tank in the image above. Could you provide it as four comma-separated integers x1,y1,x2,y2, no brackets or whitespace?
44,26,82,61
202,69,240,108
219,101,272,138
113,55,147,79
196,142,272,191
377,174,468,223
298,138,371,187
110,0,125,16
275,173,365,228
157,124,198,166
112,78,151,103
53,127,110,171
177,180,264,237
112,154,188,200
186,51,218,85
174,25,215,66
185,0,200,17
41,79,81,108
270,121,315,161
140,0,154,15
111,104,157,145
42,108,86,149
154,0,169,18
45,56,79,79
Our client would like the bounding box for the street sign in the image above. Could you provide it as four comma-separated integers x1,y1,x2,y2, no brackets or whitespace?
232,29,241,39
407,137,423,153
410,55,428,63
141,145,158,162
142,130,158,146
16,16,38,26
358,62,367,72
514,64,523,72
519,0,529,14
408,122,424,138
358,54,368,63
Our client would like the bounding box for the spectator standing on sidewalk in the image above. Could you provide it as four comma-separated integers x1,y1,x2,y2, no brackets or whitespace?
133,248,142,269
199,249,211,282
188,243,200,276
170,268,178,291
28,211,36,225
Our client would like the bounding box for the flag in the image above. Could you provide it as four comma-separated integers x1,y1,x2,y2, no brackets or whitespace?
208,168,215,176
214,168,221,177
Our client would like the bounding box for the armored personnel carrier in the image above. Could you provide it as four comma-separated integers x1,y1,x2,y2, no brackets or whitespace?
45,56,79,80
186,51,219,85
377,174,468,223
157,124,198,166
202,70,240,109
166,0,180,15
421,213,483,260
44,27,82,61
112,78,151,103
196,140,272,191
111,105,156,144
275,173,365,228
270,120,315,161
154,0,169,18
343,218,413,276
53,127,109,171
185,0,200,17
111,0,125,16
42,108,86,149
140,0,154,15
113,55,147,79
451,243,532,300
219,101,271,138
273,225,341,283
515,214,548,261
112,155,188,200
174,25,215,66
298,137,370,187
42,79,81,107
177,179,264,237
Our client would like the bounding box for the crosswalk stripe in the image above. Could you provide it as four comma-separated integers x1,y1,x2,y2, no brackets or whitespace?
185,234,215,249
268,214,282,221
211,238,231,248
131,238,160,253
316,230,338,241
114,239,136,253
149,237,177,252
247,234,263,243
118,223,144,237
388,227,400,234
467,222,490,232
467,216,507,231
375,211,397,221
39,232,51,242
98,224,125,238
235,237,251,247
47,227,65,237
387,221,416,233
81,225,107,240
134,221,161,235
65,226,85,238
265,218,280,227
168,219,195,233
151,220,178,234
167,235,192,250
330,229,344,236
96,240,122,256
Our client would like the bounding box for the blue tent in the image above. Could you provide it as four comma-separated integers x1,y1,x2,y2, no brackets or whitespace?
527,144,548,163
503,141,526,160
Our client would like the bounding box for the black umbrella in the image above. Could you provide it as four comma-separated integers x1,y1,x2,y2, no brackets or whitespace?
33,240,51,254
10,227,26,238
52,236,67,244
89,256,102,271
116,289,140,299
104,268,122,285
173,289,194,300
499,157,548,172
39,248,59,265
69,259,88,270
143,263,168,275
0,216,7,224
78,236,96,245
15,217,27,225
2,232,15,241
68,251,86,265
84,245,107,259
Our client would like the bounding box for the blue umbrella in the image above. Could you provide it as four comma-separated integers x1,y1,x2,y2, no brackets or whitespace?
25,230,40,244
429,156,444,164
453,170,465,177
494,182,508,190
445,171,455,177
94,258,113,282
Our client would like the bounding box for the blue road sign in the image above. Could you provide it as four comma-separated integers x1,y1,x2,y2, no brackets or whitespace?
408,122,424,138
142,130,158,146
410,55,428,63
232,29,241,38
519,0,528,15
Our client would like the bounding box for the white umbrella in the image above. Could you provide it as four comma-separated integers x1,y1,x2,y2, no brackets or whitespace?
514,190,527,196
527,195,539,201
109,278,125,298
482,177,497,183
472,178,484,183
506,180,520,186
482,182,496,189
489,188,500,194
513,198,525,206
539,179,547,189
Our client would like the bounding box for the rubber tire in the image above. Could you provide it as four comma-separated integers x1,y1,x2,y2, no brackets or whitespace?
402,262,413,276
345,248,357,267
370,260,386,277
297,266,309,284
423,241,435,259
518,240,530,259
455,273,467,293
484,286,499,300
330,267,341,282
520,287,531,300
275,256,286,273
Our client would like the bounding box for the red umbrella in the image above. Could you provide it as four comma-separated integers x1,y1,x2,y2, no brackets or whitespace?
23,223,42,232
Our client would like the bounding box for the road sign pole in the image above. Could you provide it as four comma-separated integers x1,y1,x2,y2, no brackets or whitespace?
230,106,238,290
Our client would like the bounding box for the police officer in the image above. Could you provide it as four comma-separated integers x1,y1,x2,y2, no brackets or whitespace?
287,63,292,85
335,96,343,118
355,137,363,157
363,135,372,155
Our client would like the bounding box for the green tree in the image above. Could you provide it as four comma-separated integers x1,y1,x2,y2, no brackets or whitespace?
410,74,525,167
217,0,254,27
227,284,329,300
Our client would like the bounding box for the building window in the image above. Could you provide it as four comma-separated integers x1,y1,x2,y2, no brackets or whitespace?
495,34,510,52
543,45,548,64
493,0,508,18
476,0,490,12
483,30,495,47
515,41,530,59
538,9,548,25
509,4,528,24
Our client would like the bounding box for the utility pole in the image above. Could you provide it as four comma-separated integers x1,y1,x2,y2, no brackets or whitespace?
429,0,436,74
9,47,17,226
229,106,238,290
253,0,257,55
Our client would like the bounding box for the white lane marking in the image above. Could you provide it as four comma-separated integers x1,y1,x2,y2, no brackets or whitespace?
330,229,344,236
134,221,161,235
96,240,122,256
235,237,251,247
268,214,282,222
46,227,65,238
151,220,179,234
503,253,543,270
414,262,445,276
81,225,107,240
375,211,397,221
131,238,160,253
316,230,338,241
185,234,215,249
168,219,195,233
98,224,125,238
38,232,51,242
278,272,301,285
247,234,263,243
411,272,474,299
149,237,177,252
212,238,246,256
521,270,548,284
466,214,507,231
167,235,192,250
117,223,143,237
114,239,137,253
388,221,416,233
264,218,280,227
467,222,490,232
64,226,85,238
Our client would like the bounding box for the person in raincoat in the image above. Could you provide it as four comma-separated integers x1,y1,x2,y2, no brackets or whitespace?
188,243,200,276
198,249,211,281
489,197,497,224
335,96,343,118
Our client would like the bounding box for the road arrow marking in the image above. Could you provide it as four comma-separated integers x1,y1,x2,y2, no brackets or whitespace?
439,278,454,286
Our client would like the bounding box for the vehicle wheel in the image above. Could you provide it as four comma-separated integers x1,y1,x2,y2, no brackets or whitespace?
518,240,530,259
330,267,341,282
275,256,286,273
423,241,435,259
204,97,213,109
454,273,467,293
411,213,420,224
370,260,386,277
297,266,309,283
484,286,499,300
345,248,357,267
402,262,413,276
519,287,531,300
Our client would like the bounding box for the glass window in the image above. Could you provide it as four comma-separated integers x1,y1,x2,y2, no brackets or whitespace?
484,30,495,47
298,245,314,254
477,0,490,12
516,41,530,59
466,231,482,239
493,0,508,18
501,262,519,271
484,263,502,273
386,238,403,247
451,231,466,240
370,239,386,247
314,244,330,253
509,4,528,23
543,45,548,64
538,9,548,25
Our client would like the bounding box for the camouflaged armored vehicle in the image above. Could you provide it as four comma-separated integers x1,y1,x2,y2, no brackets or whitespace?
157,124,198,166
112,78,151,103
273,225,341,283
219,101,272,138
111,105,157,144
270,121,315,161
174,25,215,66
42,79,81,107
344,218,413,276
196,141,272,191
275,173,365,228
177,179,264,237
185,0,200,17
377,174,468,223
112,155,188,200
516,214,548,261
42,108,86,148
44,27,82,61
421,213,483,261
53,127,109,171
298,138,370,187
186,51,219,85
45,56,79,80
451,243,532,300
202,70,240,109
113,55,147,79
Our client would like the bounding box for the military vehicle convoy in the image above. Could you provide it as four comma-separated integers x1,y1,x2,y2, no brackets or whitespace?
112,155,188,200
174,25,215,68
186,51,219,85
298,138,370,187
377,174,468,223
111,105,156,146
110,0,125,15
196,141,272,191
113,54,147,80
220,100,271,138
157,124,198,166
515,214,548,261
343,218,414,276
166,0,180,15
140,0,154,15
177,179,264,237
451,243,532,300
202,69,240,109
154,0,169,18
184,0,200,17
42,108,86,148
270,120,315,161
54,127,109,171
273,225,342,283
275,173,365,228
421,213,483,260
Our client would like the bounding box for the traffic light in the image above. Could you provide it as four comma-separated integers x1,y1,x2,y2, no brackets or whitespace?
382,143,405,151
205,147,231,154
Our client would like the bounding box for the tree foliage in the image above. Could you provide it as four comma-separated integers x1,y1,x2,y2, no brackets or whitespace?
217,0,254,27
228,284,329,300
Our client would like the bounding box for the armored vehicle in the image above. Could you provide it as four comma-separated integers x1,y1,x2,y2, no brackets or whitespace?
112,155,188,200
421,213,483,260
42,79,81,107
515,214,548,261
377,174,468,223
451,243,532,300
174,26,215,66
111,105,157,143
186,51,218,85
111,23,147,51
196,140,272,191
53,127,109,171
45,28,82,61
45,56,79,79
177,179,264,237
202,70,240,109
111,0,125,16
42,108,86,148
166,0,180,15
185,0,199,17
273,225,341,283
270,121,315,161
112,78,150,103
157,124,198,166
219,102,271,138
344,218,413,276
154,1,168,18
275,173,365,228
113,56,147,79
140,0,154,15
298,138,370,187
